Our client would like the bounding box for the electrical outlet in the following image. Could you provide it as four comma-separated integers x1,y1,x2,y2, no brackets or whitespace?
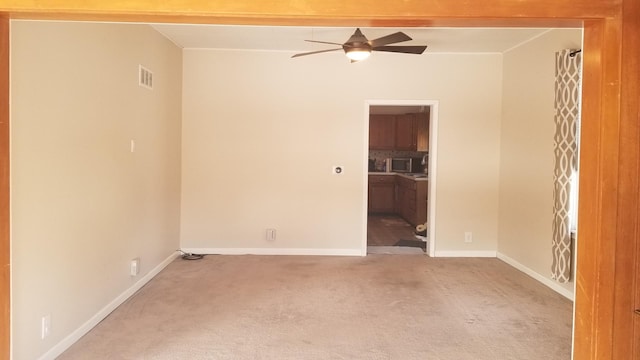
266,228,276,241
41,315,51,339
130,258,140,276
464,232,473,243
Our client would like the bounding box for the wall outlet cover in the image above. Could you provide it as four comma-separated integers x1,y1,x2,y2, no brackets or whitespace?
266,228,276,241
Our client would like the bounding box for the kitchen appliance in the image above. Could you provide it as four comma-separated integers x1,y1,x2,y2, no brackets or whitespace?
386,157,426,173
389,158,413,172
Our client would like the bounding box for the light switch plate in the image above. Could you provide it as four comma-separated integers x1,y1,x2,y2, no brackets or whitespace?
41,315,51,339
130,258,140,276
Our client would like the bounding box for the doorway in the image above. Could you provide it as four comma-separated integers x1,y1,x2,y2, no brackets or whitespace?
364,100,438,256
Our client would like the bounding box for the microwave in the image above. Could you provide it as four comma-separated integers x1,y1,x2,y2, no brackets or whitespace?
389,158,412,173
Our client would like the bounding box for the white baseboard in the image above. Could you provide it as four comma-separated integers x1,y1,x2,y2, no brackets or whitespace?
434,250,497,258
38,252,180,360
181,247,364,256
497,252,574,301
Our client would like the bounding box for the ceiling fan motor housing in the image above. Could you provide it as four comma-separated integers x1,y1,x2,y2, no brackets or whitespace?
344,28,371,50
343,42,372,52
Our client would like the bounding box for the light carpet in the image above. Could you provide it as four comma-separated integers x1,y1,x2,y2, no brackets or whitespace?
59,255,573,360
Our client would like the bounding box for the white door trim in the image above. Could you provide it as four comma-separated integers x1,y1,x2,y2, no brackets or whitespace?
363,99,439,256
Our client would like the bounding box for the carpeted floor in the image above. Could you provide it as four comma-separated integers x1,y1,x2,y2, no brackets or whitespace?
59,255,573,360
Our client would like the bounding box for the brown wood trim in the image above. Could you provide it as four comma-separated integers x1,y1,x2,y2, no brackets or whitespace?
4,14,587,28
636,178,640,356
572,21,601,357
616,0,640,358
0,1,638,360
0,14,8,360
573,19,619,359
0,0,618,22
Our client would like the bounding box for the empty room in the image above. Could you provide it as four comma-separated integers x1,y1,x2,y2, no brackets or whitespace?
8,20,582,359
2,1,639,360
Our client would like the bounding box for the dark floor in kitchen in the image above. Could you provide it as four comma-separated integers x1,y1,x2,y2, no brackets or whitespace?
367,214,417,246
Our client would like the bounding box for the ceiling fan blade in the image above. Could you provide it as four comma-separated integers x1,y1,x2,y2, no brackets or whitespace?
291,48,343,58
368,32,412,47
304,39,345,46
372,45,428,55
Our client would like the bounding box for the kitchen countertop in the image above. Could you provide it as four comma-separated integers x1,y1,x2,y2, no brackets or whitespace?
369,172,428,181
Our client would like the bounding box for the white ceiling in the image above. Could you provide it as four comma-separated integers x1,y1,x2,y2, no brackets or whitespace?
151,24,555,54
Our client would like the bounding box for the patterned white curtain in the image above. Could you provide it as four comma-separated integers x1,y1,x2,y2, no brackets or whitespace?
552,49,581,283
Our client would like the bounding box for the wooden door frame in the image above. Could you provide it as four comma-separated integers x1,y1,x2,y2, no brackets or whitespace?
1,1,638,359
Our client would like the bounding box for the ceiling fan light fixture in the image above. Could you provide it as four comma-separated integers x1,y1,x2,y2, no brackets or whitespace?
292,28,426,61
345,47,371,61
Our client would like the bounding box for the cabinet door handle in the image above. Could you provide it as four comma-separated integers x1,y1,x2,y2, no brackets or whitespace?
635,309,640,316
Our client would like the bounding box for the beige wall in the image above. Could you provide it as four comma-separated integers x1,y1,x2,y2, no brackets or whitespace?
11,21,182,359
181,49,503,254
498,29,582,295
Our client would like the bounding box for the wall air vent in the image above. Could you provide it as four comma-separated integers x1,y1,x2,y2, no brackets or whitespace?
139,65,153,89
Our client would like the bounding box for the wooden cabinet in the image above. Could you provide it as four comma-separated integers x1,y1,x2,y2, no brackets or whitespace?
394,114,416,150
395,176,416,224
415,111,429,152
395,176,428,226
397,112,430,152
369,111,429,151
369,115,395,150
415,180,428,225
368,174,428,226
368,175,396,213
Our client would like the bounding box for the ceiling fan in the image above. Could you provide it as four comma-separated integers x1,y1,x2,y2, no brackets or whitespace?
292,28,428,62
